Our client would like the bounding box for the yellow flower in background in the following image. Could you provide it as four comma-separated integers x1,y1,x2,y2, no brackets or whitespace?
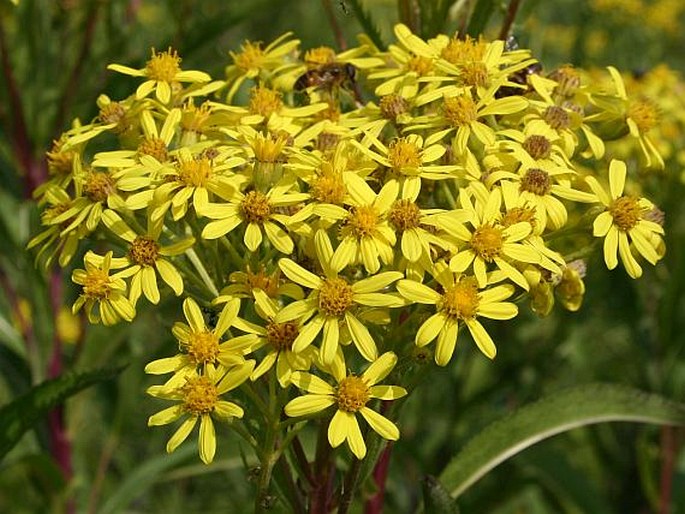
285,351,407,459
226,33,301,101
276,230,403,364
71,251,135,326
147,361,254,464
586,160,665,278
220,265,304,301
397,263,517,364
108,47,211,104
145,297,256,376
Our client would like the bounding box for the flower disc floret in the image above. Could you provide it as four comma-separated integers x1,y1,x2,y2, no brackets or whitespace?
443,95,478,127
380,94,409,120
440,278,479,319
98,102,126,125
388,138,422,170
627,100,658,133
129,236,160,266
407,55,433,76
347,205,379,238
470,224,503,262
249,86,283,118
83,269,111,299
460,62,488,87
336,375,370,412
312,175,346,204
543,106,571,130
266,321,299,351
84,172,115,202
181,376,218,415
440,36,486,64
522,135,552,160
138,137,169,162
318,277,354,317
146,48,182,82
609,196,643,230
241,190,272,224
520,168,552,196
389,199,421,231
177,157,212,187
184,331,220,365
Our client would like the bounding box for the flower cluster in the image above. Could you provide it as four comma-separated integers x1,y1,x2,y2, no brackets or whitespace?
30,25,666,463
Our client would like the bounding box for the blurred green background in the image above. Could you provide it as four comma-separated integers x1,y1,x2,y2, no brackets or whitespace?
0,0,684,512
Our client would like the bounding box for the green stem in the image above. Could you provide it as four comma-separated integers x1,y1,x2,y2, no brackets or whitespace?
185,247,219,297
337,455,364,514
254,373,281,514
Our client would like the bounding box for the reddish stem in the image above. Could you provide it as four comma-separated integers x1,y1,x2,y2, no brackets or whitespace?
364,442,393,514
46,271,74,514
0,20,40,197
658,425,679,514
322,0,348,50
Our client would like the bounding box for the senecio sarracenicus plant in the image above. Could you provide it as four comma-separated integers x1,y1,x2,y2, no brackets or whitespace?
30,24,667,511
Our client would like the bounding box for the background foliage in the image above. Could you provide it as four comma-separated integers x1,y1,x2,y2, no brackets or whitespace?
0,0,684,512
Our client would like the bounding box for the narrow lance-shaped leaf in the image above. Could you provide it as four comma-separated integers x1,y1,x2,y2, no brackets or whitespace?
439,383,685,499
0,366,125,461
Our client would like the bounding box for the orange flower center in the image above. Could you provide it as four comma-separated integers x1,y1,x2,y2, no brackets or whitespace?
443,95,478,127
523,135,552,160
249,86,283,118
520,168,552,196
470,224,503,261
389,199,421,231
83,269,112,299
388,138,422,171
318,277,354,317
241,191,272,224
440,278,479,319
266,321,299,351
181,376,218,415
609,196,643,231
177,157,212,187
336,375,370,412
129,236,160,266
138,137,169,162
146,48,181,82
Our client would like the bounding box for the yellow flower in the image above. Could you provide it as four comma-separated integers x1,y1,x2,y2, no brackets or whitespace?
410,89,528,159
284,352,407,459
108,48,211,104
100,211,192,306
397,263,518,364
226,33,301,101
331,173,398,274
147,361,254,464
220,265,304,301
200,183,308,253
28,186,85,267
352,133,461,193
247,290,316,386
487,164,596,232
586,160,665,278
148,146,247,221
71,251,135,325
145,297,256,376
276,230,403,364
447,188,542,290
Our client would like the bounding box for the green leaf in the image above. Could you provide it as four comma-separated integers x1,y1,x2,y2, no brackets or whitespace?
96,445,197,514
439,383,685,499
347,0,386,50
465,0,496,37
423,475,460,514
0,366,124,461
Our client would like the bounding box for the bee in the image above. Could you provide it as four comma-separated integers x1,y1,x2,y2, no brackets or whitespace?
496,35,542,98
294,62,357,92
